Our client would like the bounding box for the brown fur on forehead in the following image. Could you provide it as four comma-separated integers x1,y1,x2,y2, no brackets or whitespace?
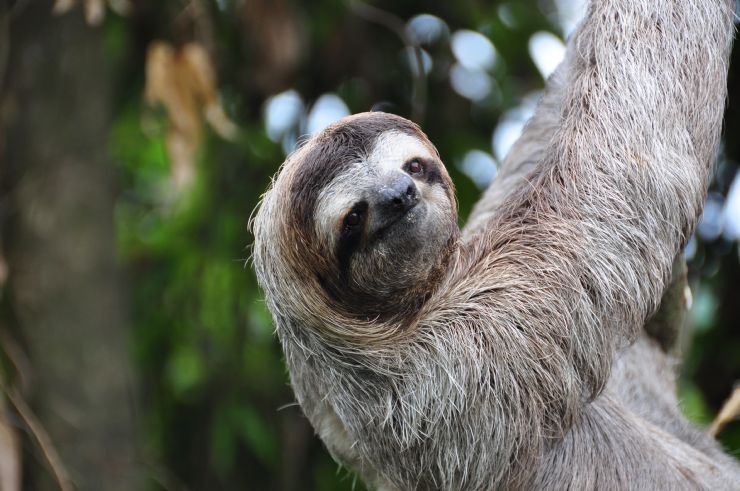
287,112,436,241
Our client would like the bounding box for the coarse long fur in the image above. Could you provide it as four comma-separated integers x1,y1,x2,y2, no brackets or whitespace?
252,1,740,489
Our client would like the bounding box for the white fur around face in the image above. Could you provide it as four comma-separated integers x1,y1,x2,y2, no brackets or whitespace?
313,131,443,251
369,131,452,223
367,131,436,175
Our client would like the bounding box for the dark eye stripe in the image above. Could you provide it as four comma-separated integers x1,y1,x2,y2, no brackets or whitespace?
344,211,362,229
336,201,368,277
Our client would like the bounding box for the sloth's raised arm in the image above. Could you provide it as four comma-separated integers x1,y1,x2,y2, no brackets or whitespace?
428,0,734,414
467,2,702,352
463,16,714,456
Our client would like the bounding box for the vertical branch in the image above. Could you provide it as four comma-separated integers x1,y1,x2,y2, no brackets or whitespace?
4,387,73,491
3,1,141,488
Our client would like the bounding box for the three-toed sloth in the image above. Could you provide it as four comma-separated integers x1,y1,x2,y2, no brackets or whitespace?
253,0,740,489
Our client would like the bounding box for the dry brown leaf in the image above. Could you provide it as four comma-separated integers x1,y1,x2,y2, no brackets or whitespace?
145,42,202,191
204,104,239,141
145,42,201,138
180,44,239,140
180,44,216,102
166,131,199,191
710,385,740,436
144,41,237,191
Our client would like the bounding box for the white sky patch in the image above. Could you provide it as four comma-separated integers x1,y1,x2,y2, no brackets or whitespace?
491,92,540,161
264,90,303,142
528,31,566,80
722,171,740,240
684,235,698,261
458,150,498,189
450,64,492,101
697,193,725,241
306,94,350,136
406,14,449,44
553,0,588,37
281,133,298,156
451,30,497,71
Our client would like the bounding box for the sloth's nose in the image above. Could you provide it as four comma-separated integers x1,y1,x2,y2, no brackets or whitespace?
377,174,419,214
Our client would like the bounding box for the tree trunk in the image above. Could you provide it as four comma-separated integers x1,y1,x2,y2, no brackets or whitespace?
1,1,141,489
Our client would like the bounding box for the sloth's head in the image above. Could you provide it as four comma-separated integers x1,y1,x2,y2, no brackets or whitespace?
253,112,459,325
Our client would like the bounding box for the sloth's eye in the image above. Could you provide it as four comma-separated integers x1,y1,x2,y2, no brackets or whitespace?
345,211,361,227
405,159,424,176
341,202,368,236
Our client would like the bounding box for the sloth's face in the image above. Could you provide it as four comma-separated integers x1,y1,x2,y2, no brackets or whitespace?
312,129,458,313
256,112,460,318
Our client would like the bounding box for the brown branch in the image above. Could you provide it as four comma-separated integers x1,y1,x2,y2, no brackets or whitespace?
710,385,740,437
0,330,32,396
4,386,75,491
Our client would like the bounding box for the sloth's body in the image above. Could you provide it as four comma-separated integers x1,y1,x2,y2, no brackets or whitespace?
253,0,740,489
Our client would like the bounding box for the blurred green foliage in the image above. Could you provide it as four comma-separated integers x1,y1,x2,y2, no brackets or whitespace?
99,0,740,489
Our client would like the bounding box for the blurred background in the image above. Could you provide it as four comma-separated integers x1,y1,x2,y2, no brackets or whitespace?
0,0,738,489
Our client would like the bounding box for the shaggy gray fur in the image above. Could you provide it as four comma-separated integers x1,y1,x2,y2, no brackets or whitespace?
253,1,740,489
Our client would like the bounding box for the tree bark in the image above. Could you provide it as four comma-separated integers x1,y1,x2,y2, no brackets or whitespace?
1,1,141,489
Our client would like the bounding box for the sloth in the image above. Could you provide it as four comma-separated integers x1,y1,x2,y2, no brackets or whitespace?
253,0,740,489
